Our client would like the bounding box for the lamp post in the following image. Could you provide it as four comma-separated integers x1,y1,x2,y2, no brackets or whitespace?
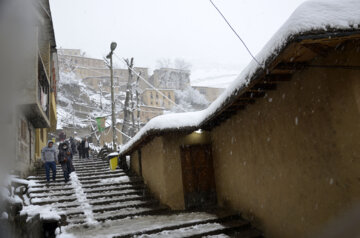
106,42,117,150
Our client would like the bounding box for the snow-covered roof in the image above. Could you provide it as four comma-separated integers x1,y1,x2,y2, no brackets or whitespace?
120,0,360,156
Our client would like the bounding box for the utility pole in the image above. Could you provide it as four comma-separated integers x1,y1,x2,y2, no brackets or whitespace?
135,73,141,132
106,42,117,151
123,58,134,143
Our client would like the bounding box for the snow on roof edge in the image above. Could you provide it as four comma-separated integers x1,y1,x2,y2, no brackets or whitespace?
120,0,360,156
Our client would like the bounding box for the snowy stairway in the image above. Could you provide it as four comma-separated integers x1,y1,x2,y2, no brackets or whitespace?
63,211,263,238
27,155,168,226
28,156,263,237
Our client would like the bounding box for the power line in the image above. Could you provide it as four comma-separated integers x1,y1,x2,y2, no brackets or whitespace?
209,0,262,67
113,53,186,112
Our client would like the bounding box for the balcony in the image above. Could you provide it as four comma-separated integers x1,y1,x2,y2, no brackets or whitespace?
22,55,50,128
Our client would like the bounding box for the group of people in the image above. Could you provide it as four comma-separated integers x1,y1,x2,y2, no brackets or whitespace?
41,137,91,183
77,137,90,159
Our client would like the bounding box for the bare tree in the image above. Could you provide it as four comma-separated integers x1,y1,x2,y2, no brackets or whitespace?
174,58,192,71
156,58,172,68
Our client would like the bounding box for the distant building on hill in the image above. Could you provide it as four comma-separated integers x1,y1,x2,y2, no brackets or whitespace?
141,88,175,110
149,68,190,90
58,49,149,92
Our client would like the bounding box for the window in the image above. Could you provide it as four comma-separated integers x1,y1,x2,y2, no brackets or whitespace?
150,92,153,99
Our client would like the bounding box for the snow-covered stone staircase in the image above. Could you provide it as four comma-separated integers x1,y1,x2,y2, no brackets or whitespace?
27,156,263,237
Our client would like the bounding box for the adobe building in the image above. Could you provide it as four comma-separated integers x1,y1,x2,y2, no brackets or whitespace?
120,1,360,238
16,0,59,176
141,88,175,110
58,49,150,92
149,68,190,90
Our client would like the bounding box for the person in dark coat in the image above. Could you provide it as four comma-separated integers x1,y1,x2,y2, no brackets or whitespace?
58,143,72,182
77,141,83,159
81,138,90,159
70,137,77,155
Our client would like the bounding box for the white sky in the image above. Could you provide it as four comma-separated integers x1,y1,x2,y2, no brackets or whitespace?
50,0,307,74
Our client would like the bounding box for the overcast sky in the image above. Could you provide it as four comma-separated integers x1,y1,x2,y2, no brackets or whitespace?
50,0,307,73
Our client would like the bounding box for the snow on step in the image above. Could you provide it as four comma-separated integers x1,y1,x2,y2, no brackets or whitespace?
134,220,248,238
92,200,158,213
29,190,74,198
86,189,143,200
76,169,124,177
81,179,143,189
84,184,144,194
76,173,127,181
89,194,145,206
62,212,231,237
94,206,166,222
69,172,98,225
31,195,78,205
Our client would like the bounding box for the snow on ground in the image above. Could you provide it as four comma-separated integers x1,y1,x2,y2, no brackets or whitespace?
120,0,360,155
57,71,122,130
99,176,130,184
69,172,98,225
59,212,222,238
21,204,62,222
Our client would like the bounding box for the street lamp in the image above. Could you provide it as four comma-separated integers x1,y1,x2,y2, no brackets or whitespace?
106,42,117,150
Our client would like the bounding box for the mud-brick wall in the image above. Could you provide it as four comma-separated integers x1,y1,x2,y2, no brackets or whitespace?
130,137,171,208
130,135,185,210
210,41,360,238
130,132,212,210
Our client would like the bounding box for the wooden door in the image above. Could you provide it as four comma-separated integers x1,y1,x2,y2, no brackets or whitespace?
180,144,217,209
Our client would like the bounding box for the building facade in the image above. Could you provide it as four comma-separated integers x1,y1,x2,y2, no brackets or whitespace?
120,3,360,238
149,68,190,90
141,89,175,110
16,0,58,176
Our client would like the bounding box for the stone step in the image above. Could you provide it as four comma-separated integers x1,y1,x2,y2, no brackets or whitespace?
65,200,158,216
55,201,82,209
86,189,146,200
36,165,110,173
92,200,159,214
28,185,73,193
31,195,77,205
29,182,73,189
77,173,128,181
66,214,87,225
89,195,148,206
83,184,144,194
127,220,250,238
29,189,74,198
81,179,143,189
94,206,168,222
29,172,128,182
75,169,124,177
110,213,241,238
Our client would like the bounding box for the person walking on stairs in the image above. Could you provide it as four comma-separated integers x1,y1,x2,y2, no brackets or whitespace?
41,140,57,183
58,143,73,182
77,141,83,159
81,137,90,159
